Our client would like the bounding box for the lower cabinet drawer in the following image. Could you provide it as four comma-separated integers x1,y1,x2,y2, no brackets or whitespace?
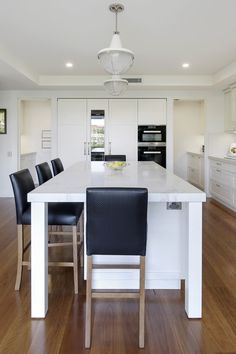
187,167,200,186
210,166,236,188
210,179,235,206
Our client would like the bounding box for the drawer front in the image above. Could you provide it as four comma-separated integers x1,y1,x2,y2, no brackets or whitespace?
209,159,236,173
210,180,234,206
210,166,236,188
187,167,200,185
188,154,201,169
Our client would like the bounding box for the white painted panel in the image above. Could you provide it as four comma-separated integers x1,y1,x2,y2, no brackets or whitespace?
58,98,87,126
138,99,166,125
108,124,137,160
109,99,137,125
58,99,87,167
108,99,137,160
58,126,86,167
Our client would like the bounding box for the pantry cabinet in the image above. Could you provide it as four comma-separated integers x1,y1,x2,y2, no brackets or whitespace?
108,99,137,160
57,98,138,167
58,99,87,168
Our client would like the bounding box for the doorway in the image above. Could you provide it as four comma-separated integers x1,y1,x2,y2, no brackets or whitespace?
173,99,205,187
19,99,52,183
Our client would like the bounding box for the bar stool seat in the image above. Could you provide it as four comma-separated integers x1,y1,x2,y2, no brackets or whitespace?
21,202,84,226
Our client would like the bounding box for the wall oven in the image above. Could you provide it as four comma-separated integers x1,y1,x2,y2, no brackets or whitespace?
138,143,166,167
138,125,166,143
138,125,166,167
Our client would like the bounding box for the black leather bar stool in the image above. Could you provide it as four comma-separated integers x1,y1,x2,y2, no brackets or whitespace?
51,158,64,176
9,169,84,293
35,161,84,263
104,155,126,161
35,162,53,185
85,187,148,348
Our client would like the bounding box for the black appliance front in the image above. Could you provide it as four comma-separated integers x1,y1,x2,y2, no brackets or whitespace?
138,125,166,143
138,145,166,168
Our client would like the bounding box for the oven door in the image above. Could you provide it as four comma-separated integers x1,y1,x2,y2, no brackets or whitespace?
138,146,166,168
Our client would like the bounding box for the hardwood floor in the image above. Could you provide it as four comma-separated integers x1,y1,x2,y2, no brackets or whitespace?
0,198,236,353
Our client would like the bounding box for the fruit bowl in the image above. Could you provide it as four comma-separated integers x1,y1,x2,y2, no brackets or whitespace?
104,161,127,170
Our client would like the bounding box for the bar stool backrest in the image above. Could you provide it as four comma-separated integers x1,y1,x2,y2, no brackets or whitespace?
9,169,35,225
51,158,64,176
35,162,53,185
86,187,148,256
104,155,126,162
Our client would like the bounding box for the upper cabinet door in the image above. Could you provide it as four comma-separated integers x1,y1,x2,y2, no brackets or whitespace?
109,99,137,125
138,99,167,125
58,99,87,168
108,99,138,161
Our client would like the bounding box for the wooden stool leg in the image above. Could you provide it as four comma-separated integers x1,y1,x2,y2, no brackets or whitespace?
72,225,78,294
85,255,92,348
15,225,23,291
139,256,145,348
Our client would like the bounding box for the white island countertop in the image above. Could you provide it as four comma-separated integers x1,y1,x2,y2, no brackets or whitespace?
28,161,206,203
28,161,206,320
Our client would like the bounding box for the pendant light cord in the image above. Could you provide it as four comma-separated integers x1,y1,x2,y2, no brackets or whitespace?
115,10,119,34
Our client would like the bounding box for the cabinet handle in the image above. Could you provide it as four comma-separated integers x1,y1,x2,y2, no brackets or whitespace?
109,142,111,154
216,169,221,172
216,162,222,166
84,142,87,155
87,142,90,155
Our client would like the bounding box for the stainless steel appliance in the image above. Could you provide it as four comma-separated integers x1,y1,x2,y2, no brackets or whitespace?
138,125,166,167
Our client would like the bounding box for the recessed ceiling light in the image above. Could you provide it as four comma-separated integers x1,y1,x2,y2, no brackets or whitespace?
65,62,73,68
182,63,190,68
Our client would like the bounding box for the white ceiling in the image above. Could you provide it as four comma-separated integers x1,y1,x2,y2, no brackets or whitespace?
1,0,236,89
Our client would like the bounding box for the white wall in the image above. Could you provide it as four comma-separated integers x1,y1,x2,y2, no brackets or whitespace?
173,100,204,180
0,92,18,197
0,88,226,197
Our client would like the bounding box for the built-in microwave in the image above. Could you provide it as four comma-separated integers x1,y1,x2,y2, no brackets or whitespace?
138,125,166,143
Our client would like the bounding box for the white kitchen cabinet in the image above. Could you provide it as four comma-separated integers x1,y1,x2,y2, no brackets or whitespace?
187,152,204,190
209,156,236,211
138,99,166,125
57,98,167,165
58,99,87,168
224,87,236,132
108,99,138,160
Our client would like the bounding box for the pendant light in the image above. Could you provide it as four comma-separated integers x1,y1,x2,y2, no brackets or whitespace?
98,3,134,75
104,75,128,96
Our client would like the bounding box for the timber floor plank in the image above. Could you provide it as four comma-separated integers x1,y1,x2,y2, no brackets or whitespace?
0,198,236,353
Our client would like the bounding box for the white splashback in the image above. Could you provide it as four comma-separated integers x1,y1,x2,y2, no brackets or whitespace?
208,132,236,157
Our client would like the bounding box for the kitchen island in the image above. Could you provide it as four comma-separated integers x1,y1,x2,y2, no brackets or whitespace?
28,161,206,319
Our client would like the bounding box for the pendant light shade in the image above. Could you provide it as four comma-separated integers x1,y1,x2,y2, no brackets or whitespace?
98,3,134,76
104,76,128,96
98,33,134,75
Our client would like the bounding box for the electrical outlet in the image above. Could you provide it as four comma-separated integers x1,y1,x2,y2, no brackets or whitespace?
167,202,182,210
